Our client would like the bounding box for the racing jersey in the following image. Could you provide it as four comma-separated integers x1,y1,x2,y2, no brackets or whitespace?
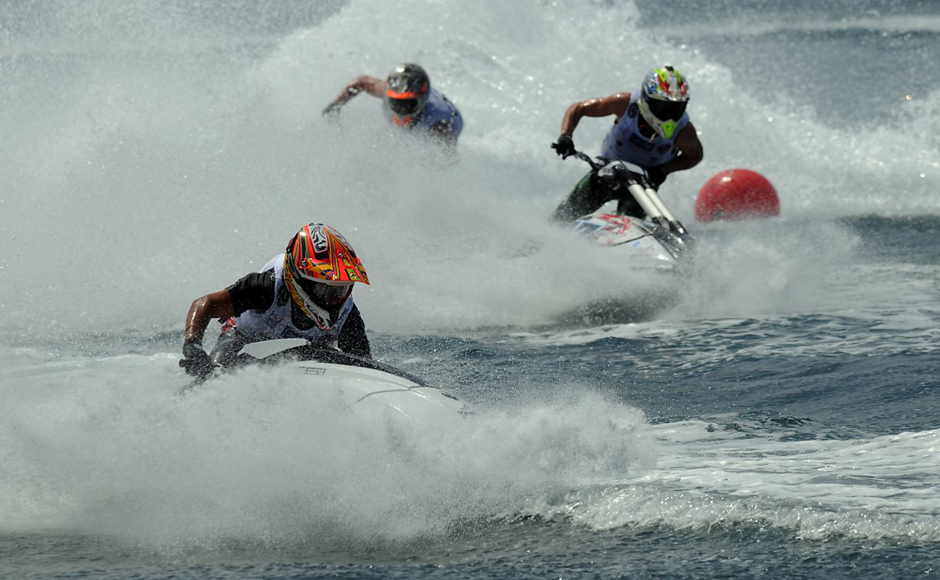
226,255,370,358
382,88,464,141
600,91,689,168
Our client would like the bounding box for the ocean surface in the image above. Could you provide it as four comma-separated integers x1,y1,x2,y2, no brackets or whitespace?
1,0,938,578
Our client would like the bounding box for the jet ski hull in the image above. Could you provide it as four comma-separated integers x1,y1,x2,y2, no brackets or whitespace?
182,339,476,425
573,212,680,271
285,359,475,424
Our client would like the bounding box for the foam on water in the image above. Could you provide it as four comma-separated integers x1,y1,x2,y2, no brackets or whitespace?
3,341,937,548
0,346,653,547
549,421,940,542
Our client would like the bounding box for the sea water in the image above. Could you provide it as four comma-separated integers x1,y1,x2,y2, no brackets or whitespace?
1,0,938,578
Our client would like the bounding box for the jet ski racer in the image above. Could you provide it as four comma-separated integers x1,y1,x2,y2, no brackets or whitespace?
322,63,464,148
550,66,704,221
180,223,371,379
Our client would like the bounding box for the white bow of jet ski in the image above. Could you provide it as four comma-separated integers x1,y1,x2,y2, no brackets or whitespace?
181,338,476,426
568,151,694,272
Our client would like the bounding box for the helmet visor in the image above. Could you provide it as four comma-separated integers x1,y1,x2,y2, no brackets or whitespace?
388,97,421,116
645,96,687,121
297,277,352,308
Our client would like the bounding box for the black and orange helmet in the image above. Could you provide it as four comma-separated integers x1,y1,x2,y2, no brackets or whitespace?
384,63,430,126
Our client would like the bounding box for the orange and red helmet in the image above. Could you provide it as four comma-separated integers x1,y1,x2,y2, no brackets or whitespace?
284,223,369,329
384,63,430,126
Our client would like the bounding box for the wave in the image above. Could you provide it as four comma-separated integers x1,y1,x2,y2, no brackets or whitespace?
666,15,940,38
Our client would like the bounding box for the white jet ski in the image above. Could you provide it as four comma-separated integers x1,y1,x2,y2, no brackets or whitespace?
180,338,475,425
573,212,679,271
568,151,694,271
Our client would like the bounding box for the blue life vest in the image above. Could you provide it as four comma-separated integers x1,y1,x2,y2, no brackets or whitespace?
382,88,463,140
600,91,689,168
233,254,354,346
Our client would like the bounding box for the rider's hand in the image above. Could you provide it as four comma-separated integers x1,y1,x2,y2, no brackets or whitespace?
551,134,576,159
180,339,214,378
645,166,668,189
322,103,342,120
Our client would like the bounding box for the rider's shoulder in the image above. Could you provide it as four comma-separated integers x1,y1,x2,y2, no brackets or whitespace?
604,91,632,102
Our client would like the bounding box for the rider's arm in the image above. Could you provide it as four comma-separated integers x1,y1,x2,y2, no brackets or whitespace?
184,290,235,344
184,271,276,344
325,75,387,110
658,122,704,174
560,92,633,136
338,304,371,358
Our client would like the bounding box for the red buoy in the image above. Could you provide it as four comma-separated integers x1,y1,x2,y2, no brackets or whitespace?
695,169,779,222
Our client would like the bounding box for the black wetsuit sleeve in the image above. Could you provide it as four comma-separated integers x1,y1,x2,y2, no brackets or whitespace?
226,270,276,316
338,304,371,358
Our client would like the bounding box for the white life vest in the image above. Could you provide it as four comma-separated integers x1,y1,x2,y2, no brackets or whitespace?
233,254,354,346
600,91,689,168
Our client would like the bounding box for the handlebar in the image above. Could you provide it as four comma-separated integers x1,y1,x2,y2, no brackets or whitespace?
567,149,652,189
570,150,603,172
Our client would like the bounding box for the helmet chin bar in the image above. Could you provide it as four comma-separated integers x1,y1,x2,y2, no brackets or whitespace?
295,292,334,330
284,264,338,330
638,98,679,140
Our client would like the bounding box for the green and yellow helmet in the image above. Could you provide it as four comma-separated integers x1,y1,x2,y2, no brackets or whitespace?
637,65,690,140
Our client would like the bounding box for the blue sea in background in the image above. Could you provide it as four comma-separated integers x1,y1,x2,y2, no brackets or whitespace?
1,0,938,578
